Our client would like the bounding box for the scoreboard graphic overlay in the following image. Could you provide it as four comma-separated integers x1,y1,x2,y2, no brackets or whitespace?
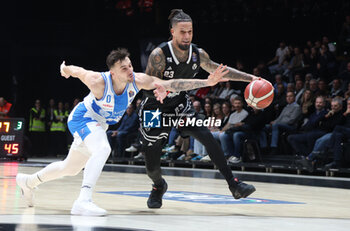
0,118,25,157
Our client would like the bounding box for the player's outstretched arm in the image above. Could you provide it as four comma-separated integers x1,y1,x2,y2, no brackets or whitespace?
136,65,229,103
60,61,104,99
198,48,260,83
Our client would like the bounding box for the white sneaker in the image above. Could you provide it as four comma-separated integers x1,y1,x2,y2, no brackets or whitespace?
71,199,107,216
200,155,211,162
228,156,242,164
177,154,186,160
125,146,137,152
134,153,144,159
164,145,177,153
16,173,34,207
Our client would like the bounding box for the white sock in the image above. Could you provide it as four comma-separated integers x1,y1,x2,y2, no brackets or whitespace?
26,174,43,189
78,185,93,201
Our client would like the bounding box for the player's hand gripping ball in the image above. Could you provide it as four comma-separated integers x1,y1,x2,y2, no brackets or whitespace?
244,79,274,109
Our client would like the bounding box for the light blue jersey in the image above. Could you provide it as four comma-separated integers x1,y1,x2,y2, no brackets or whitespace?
68,71,139,140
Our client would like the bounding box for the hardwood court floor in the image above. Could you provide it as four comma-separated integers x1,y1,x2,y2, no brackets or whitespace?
0,162,349,231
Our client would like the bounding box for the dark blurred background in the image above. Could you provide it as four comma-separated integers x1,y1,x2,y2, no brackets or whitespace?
1,0,350,117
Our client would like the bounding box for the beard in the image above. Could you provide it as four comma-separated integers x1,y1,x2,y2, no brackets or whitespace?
178,43,190,51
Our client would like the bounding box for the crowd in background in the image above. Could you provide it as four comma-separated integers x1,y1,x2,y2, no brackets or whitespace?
2,30,350,171
2,7,350,170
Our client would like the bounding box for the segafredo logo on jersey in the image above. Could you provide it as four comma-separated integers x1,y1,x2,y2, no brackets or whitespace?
143,109,221,128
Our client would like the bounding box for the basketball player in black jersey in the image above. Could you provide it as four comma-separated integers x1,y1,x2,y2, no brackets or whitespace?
140,9,266,208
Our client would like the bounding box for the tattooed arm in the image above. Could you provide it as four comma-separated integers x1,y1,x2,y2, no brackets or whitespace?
145,47,166,78
198,48,259,83
135,65,229,103
136,64,228,91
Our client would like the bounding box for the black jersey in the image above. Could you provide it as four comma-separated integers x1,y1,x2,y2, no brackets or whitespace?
142,41,201,110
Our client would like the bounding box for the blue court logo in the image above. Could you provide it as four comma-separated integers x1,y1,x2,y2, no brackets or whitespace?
99,191,305,205
143,109,162,128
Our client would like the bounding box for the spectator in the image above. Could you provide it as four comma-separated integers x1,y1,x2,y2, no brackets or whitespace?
107,105,138,158
204,96,212,105
330,78,344,98
218,96,248,158
211,103,224,121
322,36,336,53
325,97,350,169
318,44,337,79
0,97,12,118
264,91,301,155
273,74,287,94
207,83,224,100
308,47,319,75
221,101,232,128
200,101,234,165
267,41,290,75
304,73,313,89
300,89,315,119
283,47,304,82
225,107,271,164
295,79,305,104
49,101,68,156
272,83,287,117
316,79,330,98
28,99,46,156
287,96,328,156
293,73,303,83
308,79,319,95
203,103,213,118
286,83,295,93
193,100,204,115
193,103,222,160
205,101,232,143
218,82,235,100
297,97,345,170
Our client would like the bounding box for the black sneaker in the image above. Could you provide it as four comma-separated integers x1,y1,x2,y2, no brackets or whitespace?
324,161,340,170
229,179,256,199
296,156,314,172
147,180,168,208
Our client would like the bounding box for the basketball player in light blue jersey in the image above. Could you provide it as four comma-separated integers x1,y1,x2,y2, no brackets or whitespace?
16,48,228,216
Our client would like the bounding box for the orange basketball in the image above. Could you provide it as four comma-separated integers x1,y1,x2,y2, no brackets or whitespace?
244,79,274,109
